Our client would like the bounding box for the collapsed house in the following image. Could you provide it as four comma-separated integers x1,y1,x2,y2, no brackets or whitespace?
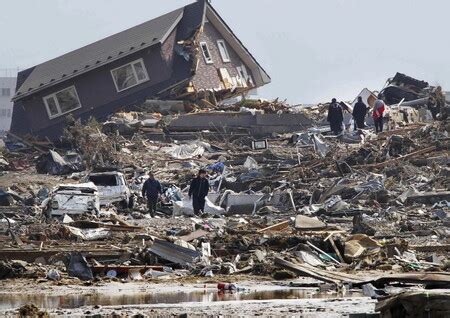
9,0,270,140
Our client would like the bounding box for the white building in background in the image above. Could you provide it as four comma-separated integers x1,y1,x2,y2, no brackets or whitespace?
0,75,17,131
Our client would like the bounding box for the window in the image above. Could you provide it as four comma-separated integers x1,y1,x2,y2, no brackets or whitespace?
0,108,11,117
200,42,213,64
217,40,230,62
236,65,254,86
236,66,247,87
111,58,149,92
1,88,10,96
88,174,118,186
43,86,81,119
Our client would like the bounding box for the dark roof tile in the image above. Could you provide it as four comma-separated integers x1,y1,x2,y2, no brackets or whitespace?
15,7,184,99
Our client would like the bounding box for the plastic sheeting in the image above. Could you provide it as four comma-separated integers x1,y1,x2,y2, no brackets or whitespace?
67,252,93,281
173,197,225,216
36,150,84,175
163,141,212,159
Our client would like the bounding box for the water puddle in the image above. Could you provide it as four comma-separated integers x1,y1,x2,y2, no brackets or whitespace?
0,288,361,310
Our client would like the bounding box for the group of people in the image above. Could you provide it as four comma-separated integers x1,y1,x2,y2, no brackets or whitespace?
142,97,387,216
141,170,210,217
327,97,386,135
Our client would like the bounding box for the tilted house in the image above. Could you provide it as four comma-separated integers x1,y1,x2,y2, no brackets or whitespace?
10,0,270,139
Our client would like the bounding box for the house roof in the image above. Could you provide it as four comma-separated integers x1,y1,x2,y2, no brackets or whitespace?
13,7,184,100
205,5,271,87
13,0,270,101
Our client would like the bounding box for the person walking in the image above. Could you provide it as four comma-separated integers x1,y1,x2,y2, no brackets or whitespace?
353,96,367,130
372,99,385,133
188,169,210,216
327,98,344,135
141,173,162,217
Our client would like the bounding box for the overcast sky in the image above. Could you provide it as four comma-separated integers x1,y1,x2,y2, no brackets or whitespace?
1,0,449,103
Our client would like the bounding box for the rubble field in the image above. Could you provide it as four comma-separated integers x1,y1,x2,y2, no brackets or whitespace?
0,74,449,317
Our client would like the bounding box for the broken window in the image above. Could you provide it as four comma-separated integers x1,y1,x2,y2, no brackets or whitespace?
111,58,149,92
43,86,81,119
217,39,230,62
236,65,254,87
1,88,10,96
200,42,213,64
236,66,247,87
88,175,118,186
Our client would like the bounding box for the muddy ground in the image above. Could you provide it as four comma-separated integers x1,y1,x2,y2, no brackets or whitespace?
0,279,376,317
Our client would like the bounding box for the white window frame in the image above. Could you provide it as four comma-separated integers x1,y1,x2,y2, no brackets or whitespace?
237,64,254,86
236,66,247,87
110,58,149,93
43,85,82,120
216,39,230,63
200,42,213,64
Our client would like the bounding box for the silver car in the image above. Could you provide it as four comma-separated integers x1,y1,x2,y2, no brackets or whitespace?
87,171,133,208
45,182,100,217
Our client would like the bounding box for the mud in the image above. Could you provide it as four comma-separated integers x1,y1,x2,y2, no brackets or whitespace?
0,280,374,317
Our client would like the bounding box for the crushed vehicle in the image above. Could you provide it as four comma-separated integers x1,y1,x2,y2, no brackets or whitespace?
86,171,133,208
44,183,100,217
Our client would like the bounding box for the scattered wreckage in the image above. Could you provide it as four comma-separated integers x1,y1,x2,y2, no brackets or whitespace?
0,72,449,317
43,183,99,217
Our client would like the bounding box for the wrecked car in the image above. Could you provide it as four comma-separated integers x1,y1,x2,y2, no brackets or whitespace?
44,183,100,217
86,171,133,208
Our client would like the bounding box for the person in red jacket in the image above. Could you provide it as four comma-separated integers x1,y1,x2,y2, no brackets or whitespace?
372,99,385,133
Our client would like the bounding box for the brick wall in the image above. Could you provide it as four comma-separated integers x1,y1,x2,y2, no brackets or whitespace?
192,21,253,91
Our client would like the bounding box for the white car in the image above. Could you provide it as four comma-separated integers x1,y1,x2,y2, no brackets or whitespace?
87,171,133,208
45,182,100,217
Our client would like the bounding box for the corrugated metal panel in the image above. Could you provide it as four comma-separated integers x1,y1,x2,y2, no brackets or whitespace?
148,239,200,266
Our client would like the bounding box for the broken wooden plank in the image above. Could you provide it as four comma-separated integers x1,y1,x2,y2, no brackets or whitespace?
274,257,365,285
179,229,208,242
367,272,450,288
257,220,290,233
326,235,344,263
354,146,436,169
306,241,341,265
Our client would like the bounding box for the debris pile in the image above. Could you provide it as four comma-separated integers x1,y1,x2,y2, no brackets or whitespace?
0,74,449,317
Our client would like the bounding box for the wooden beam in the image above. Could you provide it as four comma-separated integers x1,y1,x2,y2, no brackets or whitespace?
257,220,290,233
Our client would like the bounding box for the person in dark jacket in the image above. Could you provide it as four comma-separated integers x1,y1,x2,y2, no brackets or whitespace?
327,98,344,135
352,96,367,130
189,169,210,216
141,173,162,217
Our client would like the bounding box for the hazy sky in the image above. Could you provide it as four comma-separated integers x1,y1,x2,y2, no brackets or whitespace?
1,0,449,103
